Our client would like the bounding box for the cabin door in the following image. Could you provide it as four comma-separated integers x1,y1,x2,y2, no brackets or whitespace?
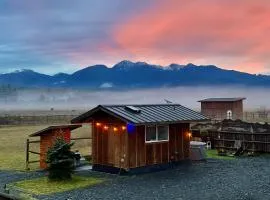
107,129,126,168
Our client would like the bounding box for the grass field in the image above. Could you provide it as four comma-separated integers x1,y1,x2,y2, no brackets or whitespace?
0,124,92,171
206,149,234,160
9,175,103,195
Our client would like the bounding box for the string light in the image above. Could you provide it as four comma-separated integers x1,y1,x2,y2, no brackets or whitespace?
95,123,127,132
187,132,192,138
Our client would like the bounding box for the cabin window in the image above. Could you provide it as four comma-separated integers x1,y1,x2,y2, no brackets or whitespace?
157,125,169,140
145,126,156,142
145,125,169,143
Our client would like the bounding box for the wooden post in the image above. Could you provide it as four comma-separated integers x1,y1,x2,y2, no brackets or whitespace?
135,123,137,168
91,122,94,164
25,139,29,171
181,127,184,159
251,133,255,152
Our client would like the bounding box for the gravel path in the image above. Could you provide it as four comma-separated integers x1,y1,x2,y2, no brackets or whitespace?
0,170,41,191
43,157,270,200
1,157,270,200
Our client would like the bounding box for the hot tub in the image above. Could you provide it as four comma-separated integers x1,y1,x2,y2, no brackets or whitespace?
190,141,207,161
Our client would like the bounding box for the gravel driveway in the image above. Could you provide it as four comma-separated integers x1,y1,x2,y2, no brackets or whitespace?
1,157,270,200
0,170,42,190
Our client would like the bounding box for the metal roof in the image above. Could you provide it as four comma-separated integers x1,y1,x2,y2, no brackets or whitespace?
71,104,209,125
29,124,82,137
198,97,246,102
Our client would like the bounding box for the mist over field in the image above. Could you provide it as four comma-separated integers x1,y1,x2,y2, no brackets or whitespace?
0,86,269,112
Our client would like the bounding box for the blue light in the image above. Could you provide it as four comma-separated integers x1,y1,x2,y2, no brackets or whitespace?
127,123,135,134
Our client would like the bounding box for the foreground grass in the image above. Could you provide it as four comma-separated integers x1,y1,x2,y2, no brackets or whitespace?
206,149,235,160
11,176,103,195
0,125,92,171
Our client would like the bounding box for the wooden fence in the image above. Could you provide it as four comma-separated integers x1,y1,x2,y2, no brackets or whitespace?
244,112,270,122
0,115,78,125
214,131,270,153
25,139,40,171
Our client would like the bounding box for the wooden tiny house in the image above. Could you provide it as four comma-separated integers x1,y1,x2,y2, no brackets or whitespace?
71,104,208,173
199,98,246,121
29,124,81,169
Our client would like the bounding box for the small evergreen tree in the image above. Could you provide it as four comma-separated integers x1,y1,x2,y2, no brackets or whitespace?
46,138,75,181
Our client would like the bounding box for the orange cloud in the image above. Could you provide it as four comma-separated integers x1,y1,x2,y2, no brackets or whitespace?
112,0,270,73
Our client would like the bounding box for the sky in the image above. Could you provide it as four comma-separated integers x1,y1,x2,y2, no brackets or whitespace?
0,0,270,75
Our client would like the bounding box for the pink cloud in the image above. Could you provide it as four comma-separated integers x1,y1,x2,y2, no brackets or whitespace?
111,0,270,73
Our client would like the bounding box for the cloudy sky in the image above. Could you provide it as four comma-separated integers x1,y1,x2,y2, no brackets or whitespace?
1,0,270,74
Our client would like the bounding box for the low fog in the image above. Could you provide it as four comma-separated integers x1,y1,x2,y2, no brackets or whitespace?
0,86,269,112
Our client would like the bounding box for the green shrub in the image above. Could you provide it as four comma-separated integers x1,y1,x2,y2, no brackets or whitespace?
46,138,75,181
83,155,92,163
217,148,227,156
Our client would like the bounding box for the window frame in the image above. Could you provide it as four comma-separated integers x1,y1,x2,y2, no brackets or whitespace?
145,125,169,143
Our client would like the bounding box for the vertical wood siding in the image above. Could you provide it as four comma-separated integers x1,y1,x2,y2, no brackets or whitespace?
128,123,190,169
91,111,128,169
201,100,244,120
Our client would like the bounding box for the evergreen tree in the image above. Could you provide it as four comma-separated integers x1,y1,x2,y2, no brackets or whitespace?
46,138,75,181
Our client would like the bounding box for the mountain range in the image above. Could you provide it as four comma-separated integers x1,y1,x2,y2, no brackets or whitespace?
1,60,270,89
